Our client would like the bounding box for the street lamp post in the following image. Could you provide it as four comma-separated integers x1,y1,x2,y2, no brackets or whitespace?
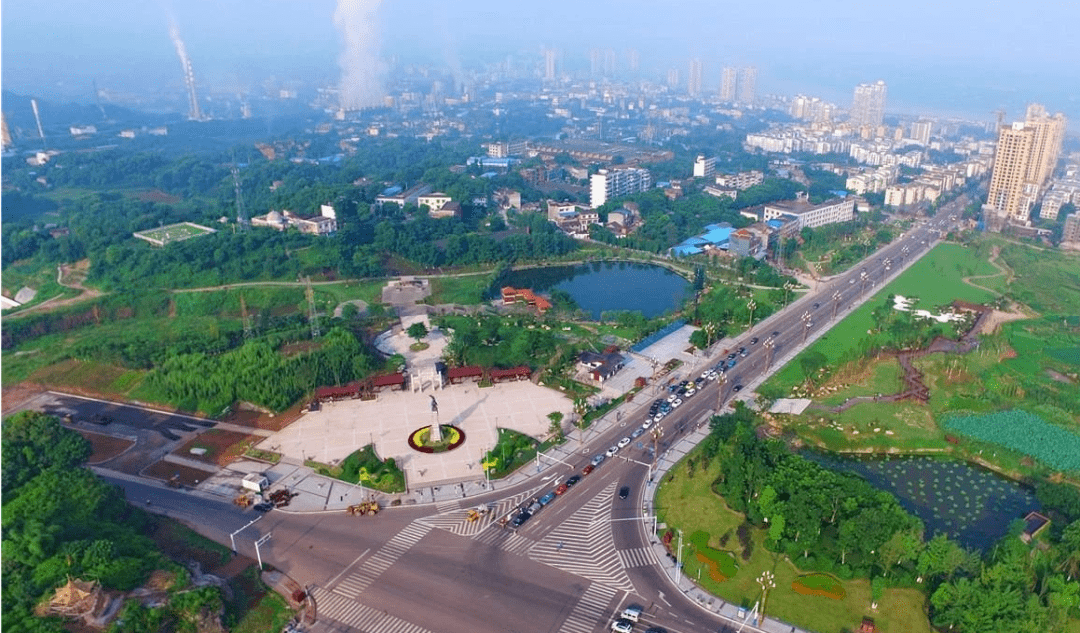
832,289,841,320
783,281,796,307
763,336,775,368
746,299,757,331
254,532,272,570
801,311,813,343
715,371,728,413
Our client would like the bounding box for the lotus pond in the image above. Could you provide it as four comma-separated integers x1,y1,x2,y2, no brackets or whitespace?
805,453,1039,551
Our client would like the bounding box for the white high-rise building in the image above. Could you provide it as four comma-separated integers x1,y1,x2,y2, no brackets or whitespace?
719,67,737,102
693,155,716,178
688,58,703,97
736,67,757,106
590,167,652,208
851,80,887,128
543,48,557,81
910,119,933,145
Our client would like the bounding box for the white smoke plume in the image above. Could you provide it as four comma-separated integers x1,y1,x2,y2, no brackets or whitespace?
334,0,386,110
167,15,202,120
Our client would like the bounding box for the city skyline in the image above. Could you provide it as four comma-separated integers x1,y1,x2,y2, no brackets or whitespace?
2,0,1079,128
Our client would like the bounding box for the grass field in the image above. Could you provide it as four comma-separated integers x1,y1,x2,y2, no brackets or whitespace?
656,454,933,633
767,243,999,392
424,273,493,305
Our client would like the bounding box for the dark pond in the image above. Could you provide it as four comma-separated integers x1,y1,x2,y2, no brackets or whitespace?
805,452,1039,551
502,261,692,320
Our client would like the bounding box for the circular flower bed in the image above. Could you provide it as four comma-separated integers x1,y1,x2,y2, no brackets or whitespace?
408,425,466,453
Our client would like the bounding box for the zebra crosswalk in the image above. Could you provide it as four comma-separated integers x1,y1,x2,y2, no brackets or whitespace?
332,522,432,599
528,483,636,593
617,547,657,568
311,586,433,633
421,486,545,538
472,528,536,555
558,582,618,633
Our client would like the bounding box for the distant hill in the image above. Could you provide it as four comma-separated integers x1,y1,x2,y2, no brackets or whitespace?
2,90,175,141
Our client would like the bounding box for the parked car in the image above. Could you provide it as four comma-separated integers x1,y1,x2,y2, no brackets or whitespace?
253,502,273,513
539,492,556,506
566,475,582,487
591,454,606,466
733,384,744,392
511,511,531,527
611,618,634,633
641,419,652,430
555,484,569,495
606,445,619,457
750,337,759,344
618,437,631,449
582,464,595,476
631,428,645,439
671,398,682,408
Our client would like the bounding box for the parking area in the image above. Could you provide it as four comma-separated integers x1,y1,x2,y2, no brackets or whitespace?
254,379,574,489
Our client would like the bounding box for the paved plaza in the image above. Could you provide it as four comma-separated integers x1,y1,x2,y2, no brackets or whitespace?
254,380,574,488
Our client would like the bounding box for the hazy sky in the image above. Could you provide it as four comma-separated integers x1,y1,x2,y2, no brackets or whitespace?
3,0,1078,124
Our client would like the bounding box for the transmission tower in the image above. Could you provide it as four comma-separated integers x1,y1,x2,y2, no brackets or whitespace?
305,276,320,339
239,293,253,339
232,164,249,229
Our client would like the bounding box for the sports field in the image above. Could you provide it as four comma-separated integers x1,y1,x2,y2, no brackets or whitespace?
133,222,217,246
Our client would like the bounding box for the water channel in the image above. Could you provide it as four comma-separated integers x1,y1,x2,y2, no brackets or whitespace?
805,452,1039,551
503,261,692,320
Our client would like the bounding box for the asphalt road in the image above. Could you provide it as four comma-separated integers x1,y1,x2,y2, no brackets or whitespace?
108,201,968,633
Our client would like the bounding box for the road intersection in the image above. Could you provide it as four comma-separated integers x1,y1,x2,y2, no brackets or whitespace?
55,201,969,633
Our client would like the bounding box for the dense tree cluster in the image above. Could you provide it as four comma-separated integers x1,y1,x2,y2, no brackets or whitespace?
143,327,381,413
439,314,561,370
1,412,169,632
701,414,1080,632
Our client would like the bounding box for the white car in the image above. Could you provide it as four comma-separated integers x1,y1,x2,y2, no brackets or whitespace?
671,398,683,408
667,394,678,402
611,619,634,633
654,412,666,422
641,419,652,430
606,445,619,457
684,388,696,397
618,437,631,449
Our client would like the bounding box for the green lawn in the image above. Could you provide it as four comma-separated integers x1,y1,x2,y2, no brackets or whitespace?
424,273,493,305
656,454,933,633
767,243,999,392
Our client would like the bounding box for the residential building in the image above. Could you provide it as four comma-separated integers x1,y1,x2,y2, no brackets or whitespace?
418,192,453,214
851,80,887,128
590,167,652,208
986,105,1067,223
543,48,557,81
762,194,855,230
910,120,933,145
485,140,527,157
729,228,762,258
719,67,737,102
1061,213,1080,249
688,58,703,97
736,67,757,106
715,170,764,190
502,286,552,315
693,155,716,178
704,186,738,200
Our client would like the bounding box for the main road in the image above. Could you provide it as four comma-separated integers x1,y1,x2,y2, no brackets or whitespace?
114,202,968,633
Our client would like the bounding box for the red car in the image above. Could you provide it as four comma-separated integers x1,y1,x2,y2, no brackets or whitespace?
582,464,595,476
555,484,569,495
